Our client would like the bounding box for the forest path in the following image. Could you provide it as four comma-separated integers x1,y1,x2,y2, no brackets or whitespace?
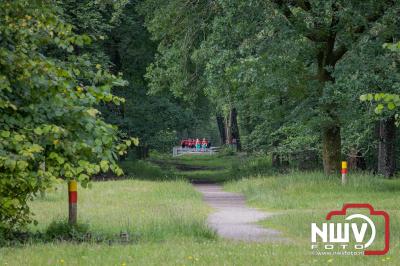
194,183,289,242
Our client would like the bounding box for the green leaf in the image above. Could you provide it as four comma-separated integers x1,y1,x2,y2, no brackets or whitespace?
388,102,396,110
17,160,29,170
100,160,109,172
29,144,43,153
115,167,124,176
4,159,16,171
79,173,89,180
65,171,74,178
34,127,43,135
132,138,139,146
375,104,384,114
14,135,24,142
56,156,65,165
1,131,10,138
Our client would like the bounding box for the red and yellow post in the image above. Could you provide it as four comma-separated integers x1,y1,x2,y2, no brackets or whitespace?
68,180,77,225
341,161,348,185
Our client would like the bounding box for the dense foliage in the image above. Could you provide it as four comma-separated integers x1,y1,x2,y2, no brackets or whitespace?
0,0,134,232
140,0,400,174
78,0,219,154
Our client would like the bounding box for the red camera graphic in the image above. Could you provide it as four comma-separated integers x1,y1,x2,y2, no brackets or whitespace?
326,203,390,256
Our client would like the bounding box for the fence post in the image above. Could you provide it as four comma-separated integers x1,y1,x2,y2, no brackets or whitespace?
341,161,348,185
68,180,77,225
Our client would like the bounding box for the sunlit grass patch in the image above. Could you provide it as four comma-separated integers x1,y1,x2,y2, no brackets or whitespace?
225,171,400,210
27,180,214,242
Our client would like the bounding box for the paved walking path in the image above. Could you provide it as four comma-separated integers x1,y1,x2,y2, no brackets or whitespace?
194,184,288,242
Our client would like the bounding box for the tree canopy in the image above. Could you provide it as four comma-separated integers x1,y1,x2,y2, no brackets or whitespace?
140,0,400,173
2,0,400,232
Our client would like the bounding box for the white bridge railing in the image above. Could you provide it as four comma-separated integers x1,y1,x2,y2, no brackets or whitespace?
172,146,220,157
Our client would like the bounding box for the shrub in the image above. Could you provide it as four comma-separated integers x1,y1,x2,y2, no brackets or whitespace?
230,155,274,178
217,145,236,157
45,221,91,242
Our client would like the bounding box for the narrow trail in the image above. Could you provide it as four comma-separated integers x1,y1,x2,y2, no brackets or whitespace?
194,183,289,242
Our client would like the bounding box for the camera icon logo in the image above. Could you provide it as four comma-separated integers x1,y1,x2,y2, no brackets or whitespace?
311,203,390,256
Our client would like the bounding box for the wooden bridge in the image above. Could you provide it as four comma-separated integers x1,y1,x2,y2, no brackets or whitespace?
172,146,220,157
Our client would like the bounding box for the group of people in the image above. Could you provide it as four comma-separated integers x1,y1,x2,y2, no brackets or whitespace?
181,138,211,151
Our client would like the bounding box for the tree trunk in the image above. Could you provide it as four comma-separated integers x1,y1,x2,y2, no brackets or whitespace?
216,114,226,145
348,148,366,171
230,108,241,151
317,57,342,175
224,112,232,144
224,108,241,151
272,153,281,168
347,149,367,170
136,145,149,159
378,117,396,178
322,125,341,175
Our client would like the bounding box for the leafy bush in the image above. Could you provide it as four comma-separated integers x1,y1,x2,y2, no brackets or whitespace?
217,145,237,157
45,221,90,242
230,155,274,179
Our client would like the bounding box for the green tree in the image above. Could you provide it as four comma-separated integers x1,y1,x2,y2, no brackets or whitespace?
103,1,209,154
359,41,400,177
268,0,398,174
140,0,400,174
0,0,133,232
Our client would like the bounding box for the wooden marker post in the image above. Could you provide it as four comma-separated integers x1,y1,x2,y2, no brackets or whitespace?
341,161,348,185
68,180,77,225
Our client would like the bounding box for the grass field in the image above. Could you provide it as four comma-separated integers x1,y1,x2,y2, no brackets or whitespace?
225,171,400,264
120,153,241,182
1,155,399,265
30,180,213,240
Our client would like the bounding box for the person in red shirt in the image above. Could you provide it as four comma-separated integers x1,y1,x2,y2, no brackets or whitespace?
188,138,194,149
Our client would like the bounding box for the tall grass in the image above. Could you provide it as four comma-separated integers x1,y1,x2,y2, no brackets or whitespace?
25,180,215,243
229,155,273,179
225,171,400,261
1,155,399,265
119,160,178,181
2,240,380,266
225,171,400,210
163,153,274,182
